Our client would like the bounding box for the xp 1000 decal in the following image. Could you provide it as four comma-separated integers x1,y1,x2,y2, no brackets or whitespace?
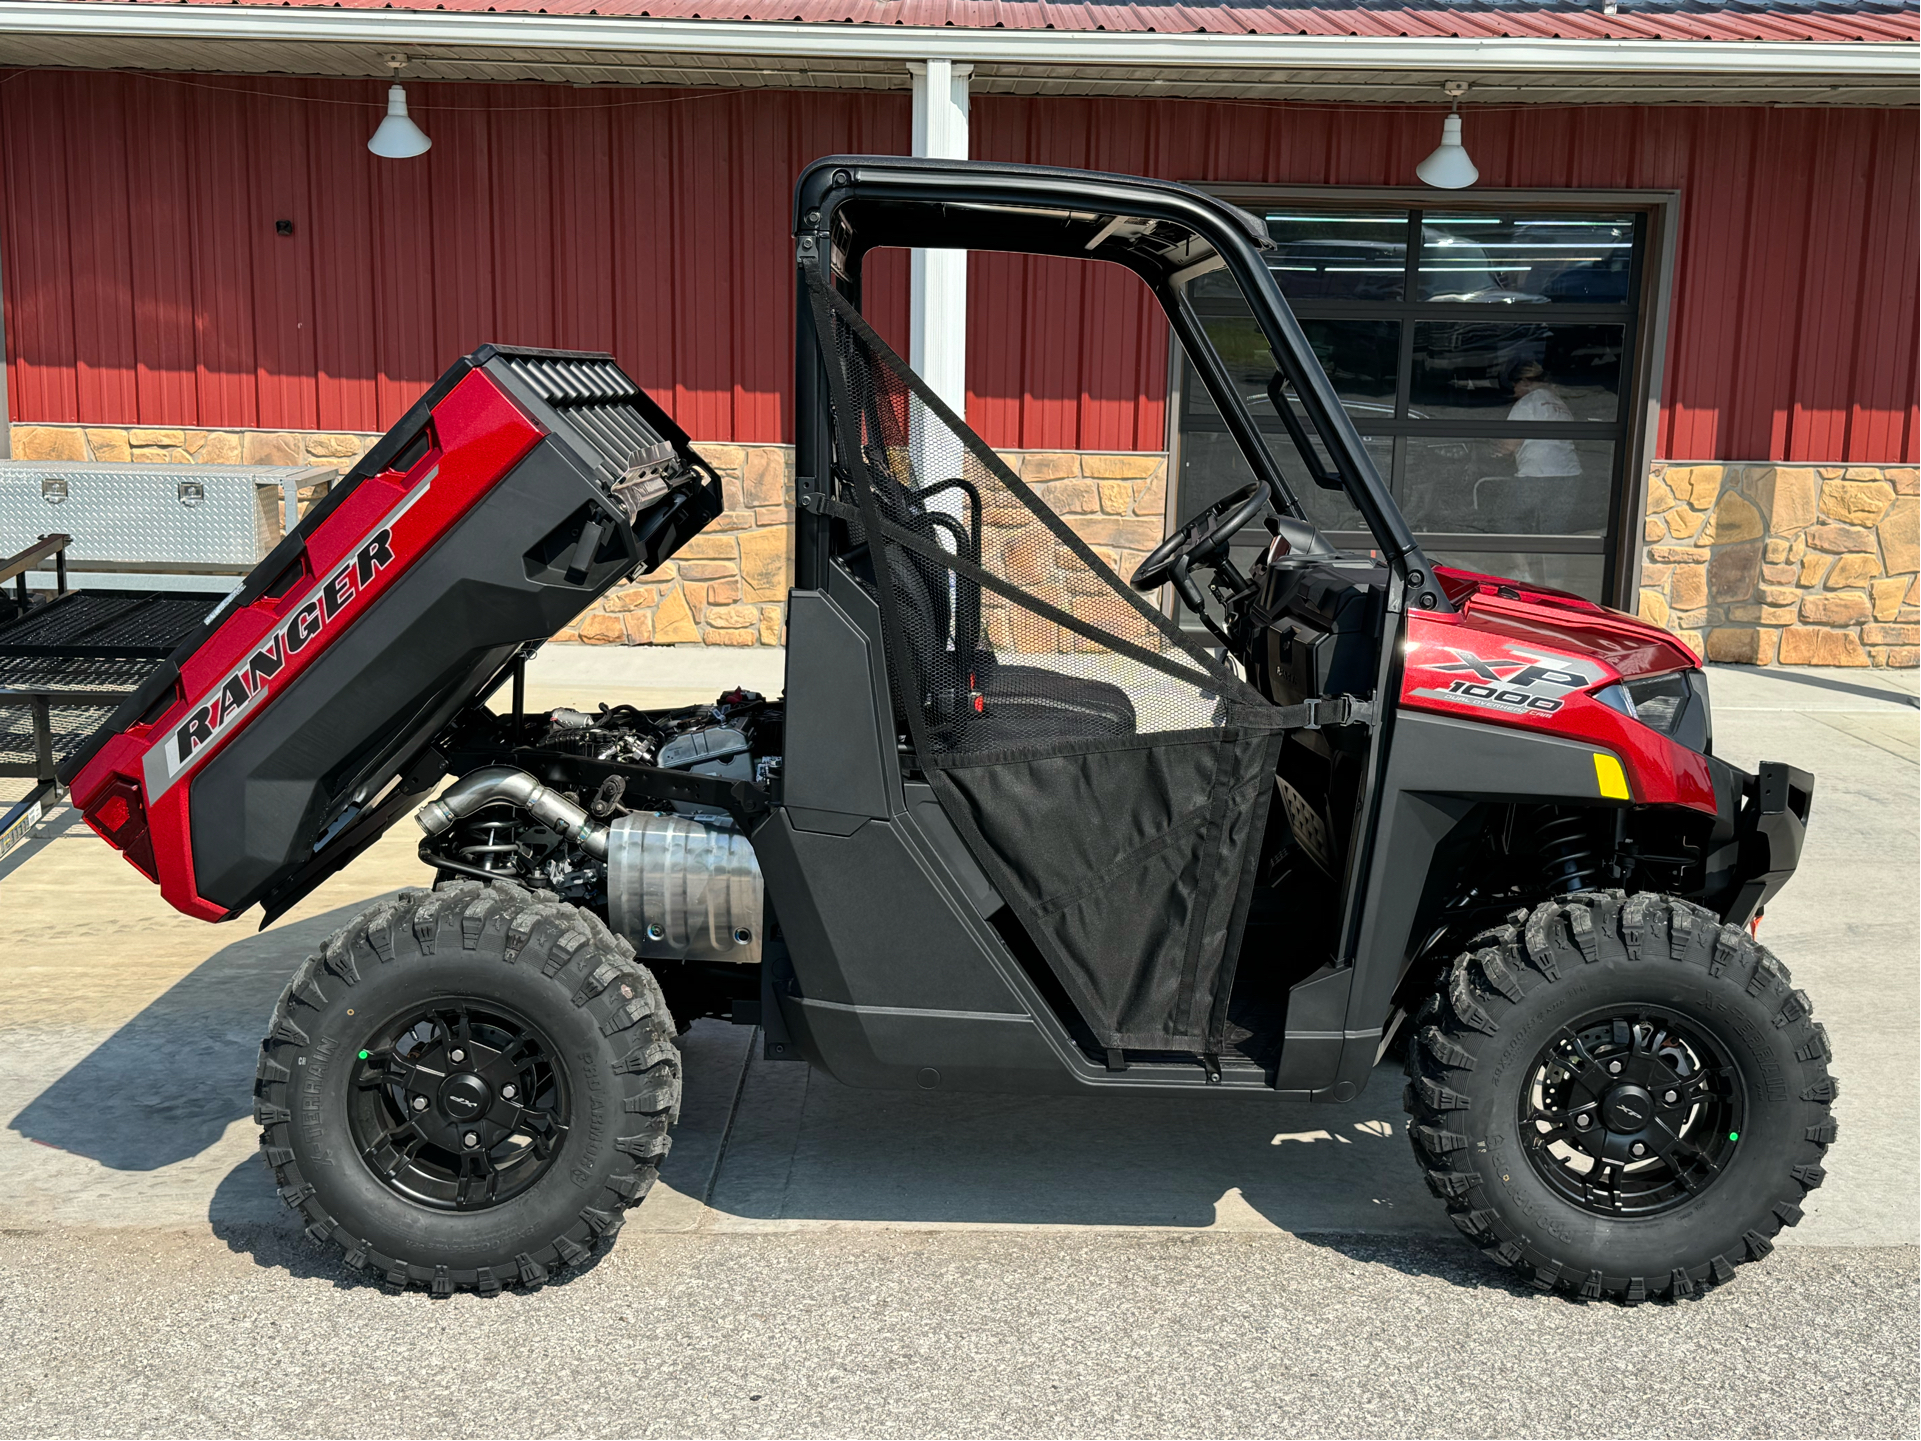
1405,641,1607,719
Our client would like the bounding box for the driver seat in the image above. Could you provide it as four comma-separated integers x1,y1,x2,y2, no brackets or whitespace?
870,481,1138,752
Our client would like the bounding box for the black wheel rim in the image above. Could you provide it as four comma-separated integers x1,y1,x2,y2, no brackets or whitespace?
347,1000,571,1211
1518,1006,1746,1219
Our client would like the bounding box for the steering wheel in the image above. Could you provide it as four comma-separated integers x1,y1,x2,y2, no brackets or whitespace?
1130,482,1269,592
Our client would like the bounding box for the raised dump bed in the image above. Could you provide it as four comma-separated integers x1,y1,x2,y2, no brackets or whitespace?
56,344,718,921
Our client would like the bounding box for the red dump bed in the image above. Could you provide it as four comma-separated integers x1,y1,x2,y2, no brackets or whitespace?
61,345,718,923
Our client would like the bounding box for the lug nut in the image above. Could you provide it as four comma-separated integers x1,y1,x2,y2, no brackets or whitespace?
1631,1142,1647,1157
1608,1060,1623,1075
1575,1115,1592,1129
449,1048,465,1063
1664,1090,1678,1104
501,1084,517,1100
411,1096,428,1111
462,1132,479,1149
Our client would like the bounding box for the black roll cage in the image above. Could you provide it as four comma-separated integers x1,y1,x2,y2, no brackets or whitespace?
789,155,1448,615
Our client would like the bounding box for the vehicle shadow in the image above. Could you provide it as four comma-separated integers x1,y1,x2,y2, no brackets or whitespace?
14,906,1467,1286
699,1031,1456,1240
8,894,385,1172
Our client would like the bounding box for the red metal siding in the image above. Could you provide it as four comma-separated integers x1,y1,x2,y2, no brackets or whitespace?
0,72,909,445
970,94,1918,461
2,71,1915,463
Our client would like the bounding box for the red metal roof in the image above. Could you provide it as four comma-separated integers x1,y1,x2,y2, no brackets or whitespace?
68,0,1921,45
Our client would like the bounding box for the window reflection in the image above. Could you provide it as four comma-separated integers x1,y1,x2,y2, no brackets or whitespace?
1419,214,1635,304
1173,202,1640,605
1177,429,1383,535
1411,322,1623,421
1421,549,1606,599
1185,318,1398,421
1263,212,1407,302
1398,438,1615,537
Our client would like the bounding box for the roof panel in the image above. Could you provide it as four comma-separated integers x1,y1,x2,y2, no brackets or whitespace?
61,0,1921,43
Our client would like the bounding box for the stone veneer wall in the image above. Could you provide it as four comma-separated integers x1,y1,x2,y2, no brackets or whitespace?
10,421,378,471
1637,462,1918,667
13,424,1915,666
555,445,1168,648
6,425,1167,651
561,441,796,647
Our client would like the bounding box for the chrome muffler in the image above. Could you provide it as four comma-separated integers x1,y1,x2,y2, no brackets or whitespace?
606,812,763,965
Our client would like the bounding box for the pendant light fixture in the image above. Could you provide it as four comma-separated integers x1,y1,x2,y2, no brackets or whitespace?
1416,81,1479,190
368,54,432,160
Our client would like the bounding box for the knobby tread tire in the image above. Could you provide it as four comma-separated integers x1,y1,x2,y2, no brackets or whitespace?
254,879,681,1295
1403,892,1836,1305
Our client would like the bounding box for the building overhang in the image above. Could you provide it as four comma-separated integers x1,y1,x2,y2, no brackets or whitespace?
0,1,1914,104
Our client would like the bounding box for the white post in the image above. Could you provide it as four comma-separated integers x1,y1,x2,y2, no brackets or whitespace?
908,59,970,418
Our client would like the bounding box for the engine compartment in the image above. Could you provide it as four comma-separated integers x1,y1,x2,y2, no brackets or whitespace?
527,690,783,796
423,688,783,1017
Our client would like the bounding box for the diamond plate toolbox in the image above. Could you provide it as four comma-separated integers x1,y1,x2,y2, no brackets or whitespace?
0,463,333,570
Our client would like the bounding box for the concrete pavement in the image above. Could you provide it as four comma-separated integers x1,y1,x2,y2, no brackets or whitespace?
0,649,1913,1437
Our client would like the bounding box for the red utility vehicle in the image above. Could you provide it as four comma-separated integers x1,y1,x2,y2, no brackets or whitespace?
40,159,1829,1301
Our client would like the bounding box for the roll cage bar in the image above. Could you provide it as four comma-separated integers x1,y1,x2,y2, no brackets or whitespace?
790,155,1449,613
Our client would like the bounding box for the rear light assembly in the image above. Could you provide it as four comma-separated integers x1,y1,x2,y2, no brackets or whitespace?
84,775,158,881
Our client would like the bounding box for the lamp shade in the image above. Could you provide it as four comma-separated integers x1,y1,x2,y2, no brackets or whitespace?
368,84,431,159
1416,113,1479,190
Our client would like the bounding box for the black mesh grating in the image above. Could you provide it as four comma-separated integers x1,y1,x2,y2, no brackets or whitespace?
0,655,156,692
0,700,118,767
0,592,218,657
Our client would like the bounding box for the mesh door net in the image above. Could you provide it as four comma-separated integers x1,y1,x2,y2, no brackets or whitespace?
808,274,1288,1055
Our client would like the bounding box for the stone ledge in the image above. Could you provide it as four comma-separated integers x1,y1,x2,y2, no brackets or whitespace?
10,421,380,472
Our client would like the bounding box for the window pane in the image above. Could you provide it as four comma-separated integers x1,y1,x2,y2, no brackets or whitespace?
1419,213,1636,304
1299,319,1399,419
1262,211,1408,302
1421,548,1606,602
1398,437,1615,536
1186,320,1398,422
1176,428,1384,536
1410,322,1623,422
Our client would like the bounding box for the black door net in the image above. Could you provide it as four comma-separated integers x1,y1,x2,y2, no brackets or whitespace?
806,273,1287,1055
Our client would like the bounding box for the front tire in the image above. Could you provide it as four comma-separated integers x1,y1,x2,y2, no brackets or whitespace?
254,880,680,1295
1404,892,1837,1303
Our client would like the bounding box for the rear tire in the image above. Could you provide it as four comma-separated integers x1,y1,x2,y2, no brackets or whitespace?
254,879,680,1295
1404,892,1836,1303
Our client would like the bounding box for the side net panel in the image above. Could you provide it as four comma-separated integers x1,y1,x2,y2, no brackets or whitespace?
808,275,1287,1054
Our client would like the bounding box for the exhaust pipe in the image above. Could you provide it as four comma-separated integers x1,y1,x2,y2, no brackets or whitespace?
416,766,609,858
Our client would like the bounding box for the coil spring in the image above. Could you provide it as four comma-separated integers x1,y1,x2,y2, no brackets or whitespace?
456,817,521,875
1534,810,1603,894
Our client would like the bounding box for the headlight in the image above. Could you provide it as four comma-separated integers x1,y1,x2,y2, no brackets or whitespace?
1593,668,1712,755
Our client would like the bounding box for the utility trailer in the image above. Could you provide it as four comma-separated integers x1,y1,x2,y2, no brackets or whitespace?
44,159,1832,1303
0,534,228,862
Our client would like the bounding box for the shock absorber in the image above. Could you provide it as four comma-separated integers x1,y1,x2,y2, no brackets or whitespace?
454,810,521,875
1533,809,1604,894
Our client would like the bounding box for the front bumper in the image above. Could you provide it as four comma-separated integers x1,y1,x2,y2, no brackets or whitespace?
1712,760,1815,926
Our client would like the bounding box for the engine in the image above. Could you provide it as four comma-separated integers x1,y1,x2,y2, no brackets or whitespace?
417,689,780,969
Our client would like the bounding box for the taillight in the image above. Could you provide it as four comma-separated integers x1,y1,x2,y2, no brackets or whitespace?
84,775,158,881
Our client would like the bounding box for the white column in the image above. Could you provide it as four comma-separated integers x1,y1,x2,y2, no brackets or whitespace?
908,59,971,418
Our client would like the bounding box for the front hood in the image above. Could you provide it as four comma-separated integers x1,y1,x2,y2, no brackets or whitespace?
1432,565,1698,681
